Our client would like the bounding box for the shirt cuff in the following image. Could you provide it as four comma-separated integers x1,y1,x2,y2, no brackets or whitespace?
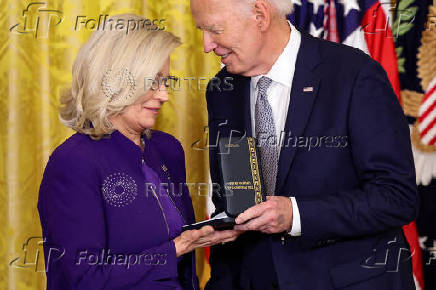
288,197,301,236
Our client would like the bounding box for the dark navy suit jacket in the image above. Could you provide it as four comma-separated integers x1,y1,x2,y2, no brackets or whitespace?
205,32,418,290
38,130,199,290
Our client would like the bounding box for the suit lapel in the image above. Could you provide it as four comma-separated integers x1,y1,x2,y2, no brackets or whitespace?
276,33,321,194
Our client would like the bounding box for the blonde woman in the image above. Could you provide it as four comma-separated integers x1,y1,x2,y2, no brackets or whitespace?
38,14,239,290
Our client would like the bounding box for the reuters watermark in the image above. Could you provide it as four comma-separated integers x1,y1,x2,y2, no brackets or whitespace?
145,76,234,92
145,182,233,198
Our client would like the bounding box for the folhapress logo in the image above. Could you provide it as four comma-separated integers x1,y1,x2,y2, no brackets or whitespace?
9,2,64,38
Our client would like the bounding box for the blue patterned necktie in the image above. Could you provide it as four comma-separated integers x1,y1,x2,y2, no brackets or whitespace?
255,76,278,196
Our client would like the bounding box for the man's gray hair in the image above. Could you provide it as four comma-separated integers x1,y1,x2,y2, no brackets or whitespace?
268,0,294,16
240,0,294,17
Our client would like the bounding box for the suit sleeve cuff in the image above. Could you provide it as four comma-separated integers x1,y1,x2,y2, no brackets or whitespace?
288,197,301,236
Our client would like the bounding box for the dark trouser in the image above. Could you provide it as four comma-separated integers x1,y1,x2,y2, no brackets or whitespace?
242,233,279,290
205,232,279,290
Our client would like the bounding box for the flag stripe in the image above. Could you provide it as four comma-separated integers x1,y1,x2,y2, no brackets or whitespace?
421,81,436,105
428,133,436,146
419,98,436,127
419,105,436,132
421,123,436,144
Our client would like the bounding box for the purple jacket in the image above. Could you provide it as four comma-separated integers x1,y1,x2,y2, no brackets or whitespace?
38,130,199,290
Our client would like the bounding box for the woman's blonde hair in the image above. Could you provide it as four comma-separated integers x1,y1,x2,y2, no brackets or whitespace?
59,13,181,139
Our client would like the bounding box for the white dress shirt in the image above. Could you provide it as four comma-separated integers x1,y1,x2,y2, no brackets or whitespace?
250,21,302,236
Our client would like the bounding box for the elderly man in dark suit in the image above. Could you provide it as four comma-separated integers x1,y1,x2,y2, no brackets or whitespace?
190,0,418,289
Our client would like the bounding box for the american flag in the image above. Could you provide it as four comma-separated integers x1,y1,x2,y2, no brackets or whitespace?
287,0,424,289
288,0,401,99
418,77,436,145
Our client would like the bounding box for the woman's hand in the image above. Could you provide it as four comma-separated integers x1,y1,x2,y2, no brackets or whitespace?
173,226,243,257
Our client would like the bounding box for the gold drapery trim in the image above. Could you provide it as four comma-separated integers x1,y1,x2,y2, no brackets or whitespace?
401,89,423,118
417,5,436,91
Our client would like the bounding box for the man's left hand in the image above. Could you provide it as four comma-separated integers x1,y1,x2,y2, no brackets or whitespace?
234,196,293,234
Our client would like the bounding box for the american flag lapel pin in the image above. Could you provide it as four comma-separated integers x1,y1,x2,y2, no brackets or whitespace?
303,86,314,92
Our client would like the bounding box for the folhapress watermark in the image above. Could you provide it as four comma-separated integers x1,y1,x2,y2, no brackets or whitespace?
9,2,64,38
75,15,166,34
9,236,65,272
191,126,348,152
76,249,167,269
10,2,166,39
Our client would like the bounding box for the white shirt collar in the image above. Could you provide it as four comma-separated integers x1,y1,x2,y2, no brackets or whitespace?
252,21,301,89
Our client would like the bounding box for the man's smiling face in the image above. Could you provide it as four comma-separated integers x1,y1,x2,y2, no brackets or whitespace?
190,0,265,76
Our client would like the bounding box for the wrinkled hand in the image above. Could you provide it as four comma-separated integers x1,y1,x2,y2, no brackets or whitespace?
234,196,293,234
174,226,243,257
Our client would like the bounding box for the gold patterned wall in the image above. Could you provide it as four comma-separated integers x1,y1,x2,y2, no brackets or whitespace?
0,0,220,288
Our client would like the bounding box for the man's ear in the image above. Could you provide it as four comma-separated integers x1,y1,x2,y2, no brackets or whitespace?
254,0,272,32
